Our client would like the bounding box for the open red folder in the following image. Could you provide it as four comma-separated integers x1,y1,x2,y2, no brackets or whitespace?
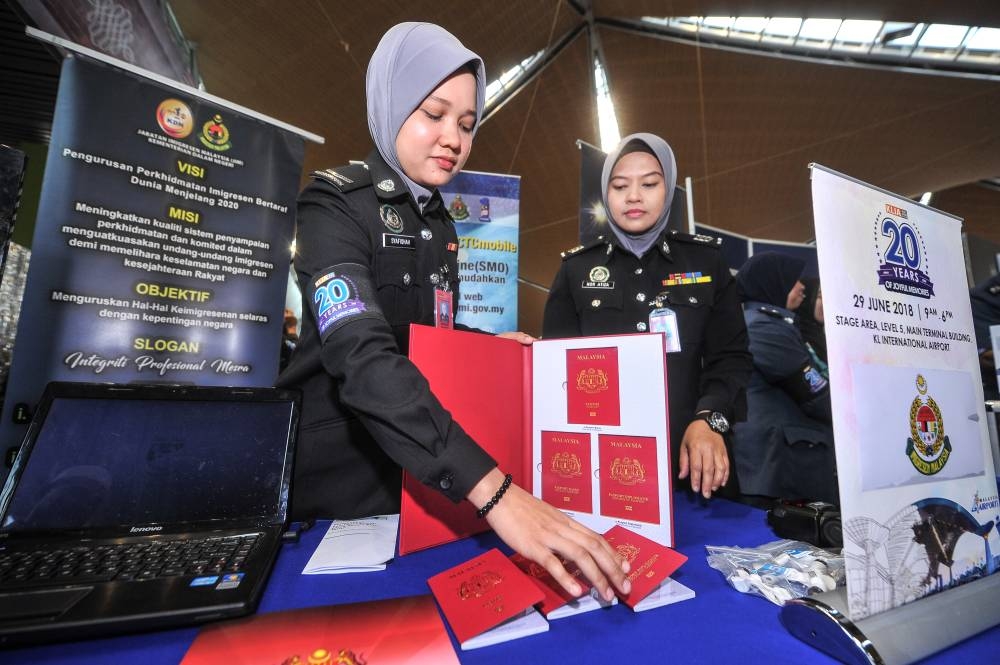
400,325,532,554
401,325,672,555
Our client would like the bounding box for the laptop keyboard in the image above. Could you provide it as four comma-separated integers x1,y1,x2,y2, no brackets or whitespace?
0,533,261,588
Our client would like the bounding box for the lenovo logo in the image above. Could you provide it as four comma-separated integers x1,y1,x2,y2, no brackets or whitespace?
129,525,163,533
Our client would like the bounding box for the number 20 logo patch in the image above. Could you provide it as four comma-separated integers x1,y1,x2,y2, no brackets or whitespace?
312,270,367,336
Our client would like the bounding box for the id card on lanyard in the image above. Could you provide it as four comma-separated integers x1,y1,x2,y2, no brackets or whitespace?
434,289,453,329
649,307,681,353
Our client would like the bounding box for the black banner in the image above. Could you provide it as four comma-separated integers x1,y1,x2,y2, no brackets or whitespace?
1,56,304,451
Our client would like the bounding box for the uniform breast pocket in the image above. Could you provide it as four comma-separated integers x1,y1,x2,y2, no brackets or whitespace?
577,287,625,330
665,284,714,346
375,250,419,324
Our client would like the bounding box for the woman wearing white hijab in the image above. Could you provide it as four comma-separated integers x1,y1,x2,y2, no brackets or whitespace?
543,133,752,500
280,23,629,601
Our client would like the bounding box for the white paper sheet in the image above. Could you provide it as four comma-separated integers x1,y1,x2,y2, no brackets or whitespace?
302,513,399,574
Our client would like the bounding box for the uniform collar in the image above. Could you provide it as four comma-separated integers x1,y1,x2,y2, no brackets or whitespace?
366,149,446,215
605,228,674,263
366,150,409,203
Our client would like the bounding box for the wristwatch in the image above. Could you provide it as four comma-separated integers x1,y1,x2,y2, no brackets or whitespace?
696,411,730,434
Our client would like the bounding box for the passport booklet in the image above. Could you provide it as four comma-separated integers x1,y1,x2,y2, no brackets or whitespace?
427,548,546,649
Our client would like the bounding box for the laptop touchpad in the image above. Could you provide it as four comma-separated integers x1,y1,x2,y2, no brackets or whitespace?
0,587,92,621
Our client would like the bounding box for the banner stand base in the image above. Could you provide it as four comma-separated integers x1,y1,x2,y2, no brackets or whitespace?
780,572,1000,665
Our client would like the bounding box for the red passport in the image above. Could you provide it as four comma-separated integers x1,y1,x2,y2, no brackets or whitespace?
180,595,458,664
603,525,688,609
509,552,590,616
541,430,592,513
427,548,544,644
566,347,621,426
599,434,661,524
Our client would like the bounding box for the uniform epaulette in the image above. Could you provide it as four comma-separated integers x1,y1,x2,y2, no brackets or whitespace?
309,163,371,192
668,229,723,248
560,235,606,260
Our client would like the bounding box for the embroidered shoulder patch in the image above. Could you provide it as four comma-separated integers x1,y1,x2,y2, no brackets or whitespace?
309,263,383,339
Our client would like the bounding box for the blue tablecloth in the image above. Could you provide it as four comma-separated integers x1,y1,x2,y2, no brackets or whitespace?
2,494,998,663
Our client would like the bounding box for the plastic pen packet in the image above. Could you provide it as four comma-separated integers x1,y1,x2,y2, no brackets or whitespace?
302,514,399,574
706,539,845,606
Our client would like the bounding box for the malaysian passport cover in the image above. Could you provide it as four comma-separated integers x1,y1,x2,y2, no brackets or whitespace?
603,525,687,609
599,434,660,524
427,548,544,644
180,595,459,664
541,430,592,512
566,346,621,426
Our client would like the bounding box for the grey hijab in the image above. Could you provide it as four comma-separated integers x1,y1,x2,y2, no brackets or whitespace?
601,133,677,258
366,22,486,207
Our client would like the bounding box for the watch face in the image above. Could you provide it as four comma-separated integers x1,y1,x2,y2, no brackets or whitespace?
708,412,730,434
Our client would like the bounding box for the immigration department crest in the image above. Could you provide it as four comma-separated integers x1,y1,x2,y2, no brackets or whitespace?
576,367,609,394
583,265,614,289
551,452,583,479
905,374,952,475
379,204,404,233
609,457,646,486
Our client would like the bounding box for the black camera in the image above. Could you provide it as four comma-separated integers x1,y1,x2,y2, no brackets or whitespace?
766,500,843,548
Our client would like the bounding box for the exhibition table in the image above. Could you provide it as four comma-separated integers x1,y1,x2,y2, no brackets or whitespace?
2,495,997,664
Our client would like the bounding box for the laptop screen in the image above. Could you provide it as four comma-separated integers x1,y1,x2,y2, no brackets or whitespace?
1,395,296,533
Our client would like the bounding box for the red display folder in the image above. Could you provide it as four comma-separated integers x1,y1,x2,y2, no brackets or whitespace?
402,325,673,555
401,326,532,554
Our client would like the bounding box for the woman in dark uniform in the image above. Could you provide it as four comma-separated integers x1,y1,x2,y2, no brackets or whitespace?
543,133,752,499
279,22,629,600
732,252,837,504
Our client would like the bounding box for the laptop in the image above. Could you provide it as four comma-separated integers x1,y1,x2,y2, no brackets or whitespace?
0,382,300,646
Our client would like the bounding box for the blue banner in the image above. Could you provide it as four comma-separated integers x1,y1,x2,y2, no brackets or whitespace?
440,171,520,333
1,56,303,451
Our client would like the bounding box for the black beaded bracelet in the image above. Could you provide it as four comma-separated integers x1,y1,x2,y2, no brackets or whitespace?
476,473,513,519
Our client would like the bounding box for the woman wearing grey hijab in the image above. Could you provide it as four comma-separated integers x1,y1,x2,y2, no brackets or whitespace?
280,23,629,602
543,133,752,501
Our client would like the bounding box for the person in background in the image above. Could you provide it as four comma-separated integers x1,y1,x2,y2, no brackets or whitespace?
542,133,752,500
795,277,828,379
733,252,838,505
969,273,1000,401
278,22,630,601
279,308,298,373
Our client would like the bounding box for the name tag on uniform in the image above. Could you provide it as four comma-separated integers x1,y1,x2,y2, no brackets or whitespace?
649,307,681,353
382,233,415,249
434,289,453,329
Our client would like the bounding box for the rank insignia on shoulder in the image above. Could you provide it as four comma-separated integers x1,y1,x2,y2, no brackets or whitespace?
316,169,351,185
674,232,722,247
310,164,370,191
560,236,604,260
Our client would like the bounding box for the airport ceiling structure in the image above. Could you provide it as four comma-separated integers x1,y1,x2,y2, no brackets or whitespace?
6,1,1000,334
